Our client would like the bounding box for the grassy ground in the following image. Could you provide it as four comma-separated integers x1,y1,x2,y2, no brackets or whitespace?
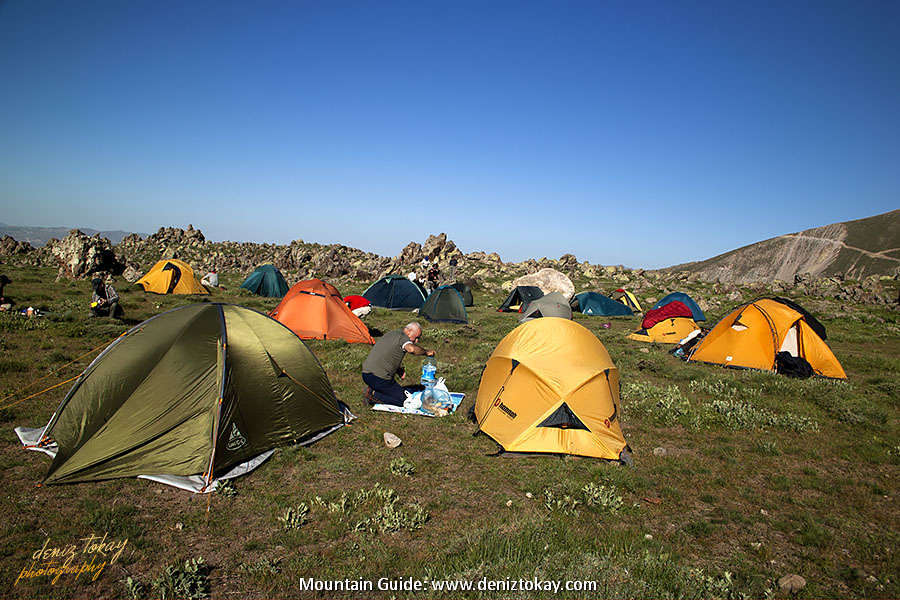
0,266,897,598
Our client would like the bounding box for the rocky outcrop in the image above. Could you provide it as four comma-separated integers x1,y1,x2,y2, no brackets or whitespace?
508,268,575,300
44,230,124,279
0,235,34,256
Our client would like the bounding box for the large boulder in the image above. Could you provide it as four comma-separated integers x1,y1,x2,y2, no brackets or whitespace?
509,268,575,300
45,230,124,279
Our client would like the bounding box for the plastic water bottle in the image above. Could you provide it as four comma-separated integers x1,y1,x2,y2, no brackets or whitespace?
421,358,437,405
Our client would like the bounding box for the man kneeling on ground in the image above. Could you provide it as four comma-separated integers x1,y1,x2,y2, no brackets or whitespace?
90,277,123,319
362,321,435,406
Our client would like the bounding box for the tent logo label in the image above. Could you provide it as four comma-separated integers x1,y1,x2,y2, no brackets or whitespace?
226,423,248,451
497,402,517,420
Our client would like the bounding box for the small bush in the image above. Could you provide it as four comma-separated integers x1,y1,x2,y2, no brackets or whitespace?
151,557,210,599
277,503,310,530
581,482,623,513
389,456,416,477
123,576,145,599
215,480,237,498
542,488,581,515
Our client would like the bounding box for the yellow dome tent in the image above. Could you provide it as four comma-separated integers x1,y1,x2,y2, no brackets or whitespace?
628,316,699,343
687,298,845,379
472,318,629,460
611,289,643,312
136,259,208,295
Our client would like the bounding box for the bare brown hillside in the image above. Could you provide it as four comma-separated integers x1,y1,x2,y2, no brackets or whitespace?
668,209,900,283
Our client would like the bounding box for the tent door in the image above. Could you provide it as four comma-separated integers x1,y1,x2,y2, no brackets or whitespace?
162,263,182,294
779,324,799,357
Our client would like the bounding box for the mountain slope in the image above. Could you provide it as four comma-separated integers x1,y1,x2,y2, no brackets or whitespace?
668,209,900,282
0,223,143,246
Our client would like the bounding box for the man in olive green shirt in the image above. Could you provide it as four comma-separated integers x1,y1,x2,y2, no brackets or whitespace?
362,322,435,406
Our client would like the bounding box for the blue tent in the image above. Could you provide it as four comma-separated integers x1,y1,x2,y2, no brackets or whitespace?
363,275,426,310
572,292,633,316
240,264,290,297
652,292,706,321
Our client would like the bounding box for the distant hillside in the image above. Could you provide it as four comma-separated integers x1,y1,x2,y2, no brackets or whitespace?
667,209,900,283
0,223,144,246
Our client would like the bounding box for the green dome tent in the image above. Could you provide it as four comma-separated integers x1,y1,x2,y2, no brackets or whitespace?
241,264,290,297
450,282,474,306
421,286,469,323
363,275,426,310
17,304,351,492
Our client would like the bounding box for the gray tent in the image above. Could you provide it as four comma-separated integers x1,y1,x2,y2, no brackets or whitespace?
519,292,573,322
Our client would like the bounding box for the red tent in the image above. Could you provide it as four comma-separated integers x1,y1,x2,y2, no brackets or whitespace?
642,300,693,329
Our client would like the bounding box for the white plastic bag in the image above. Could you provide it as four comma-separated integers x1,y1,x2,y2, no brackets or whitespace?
403,390,422,410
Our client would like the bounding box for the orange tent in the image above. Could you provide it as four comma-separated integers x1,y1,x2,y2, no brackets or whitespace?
687,298,845,379
270,279,374,344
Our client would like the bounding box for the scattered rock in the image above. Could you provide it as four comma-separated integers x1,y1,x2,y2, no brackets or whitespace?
383,432,402,448
525,492,533,499
777,574,806,594
644,533,653,540
652,447,667,456
639,347,650,354
174,522,183,531
505,500,513,507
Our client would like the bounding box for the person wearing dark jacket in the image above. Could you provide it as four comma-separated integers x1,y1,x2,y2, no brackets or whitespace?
91,277,123,318
361,322,435,406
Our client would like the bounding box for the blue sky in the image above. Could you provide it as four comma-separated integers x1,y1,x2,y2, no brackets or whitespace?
1,1,897,268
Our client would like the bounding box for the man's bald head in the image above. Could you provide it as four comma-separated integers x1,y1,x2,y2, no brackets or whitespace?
404,322,422,341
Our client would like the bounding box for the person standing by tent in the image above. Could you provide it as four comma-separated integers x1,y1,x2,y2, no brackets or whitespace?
90,276,123,319
362,322,436,406
426,263,440,294
448,256,458,281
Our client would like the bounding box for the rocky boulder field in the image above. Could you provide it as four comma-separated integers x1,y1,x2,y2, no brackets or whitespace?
0,227,897,599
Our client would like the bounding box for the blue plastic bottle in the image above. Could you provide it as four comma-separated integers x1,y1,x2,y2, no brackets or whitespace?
421,358,437,404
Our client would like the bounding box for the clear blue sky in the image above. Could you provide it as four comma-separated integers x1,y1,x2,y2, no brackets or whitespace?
1,1,898,268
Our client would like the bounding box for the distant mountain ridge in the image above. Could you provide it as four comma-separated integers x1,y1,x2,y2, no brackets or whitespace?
0,223,145,246
667,209,900,282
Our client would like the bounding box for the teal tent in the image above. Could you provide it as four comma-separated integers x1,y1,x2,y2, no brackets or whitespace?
241,265,290,298
421,286,469,323
571,292,633,316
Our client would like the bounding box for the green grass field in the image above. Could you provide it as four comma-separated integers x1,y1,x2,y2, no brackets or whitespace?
0,266,897,598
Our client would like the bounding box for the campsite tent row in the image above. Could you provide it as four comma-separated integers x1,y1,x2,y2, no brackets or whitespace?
19,264,844,492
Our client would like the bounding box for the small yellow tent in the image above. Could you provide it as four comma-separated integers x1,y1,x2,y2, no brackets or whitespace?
612,289,643,312
688,298,845,379
136,259,208,295
473,318,628,460
628,317,699,343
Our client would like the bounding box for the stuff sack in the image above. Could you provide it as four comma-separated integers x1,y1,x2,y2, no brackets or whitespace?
775,351,815,379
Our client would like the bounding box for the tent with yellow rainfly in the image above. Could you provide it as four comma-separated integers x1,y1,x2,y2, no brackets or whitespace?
472,318,630,461
628,317,699,343
628,301,699,343
687,298,846,379
611,288,643,312
136,259,208,295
